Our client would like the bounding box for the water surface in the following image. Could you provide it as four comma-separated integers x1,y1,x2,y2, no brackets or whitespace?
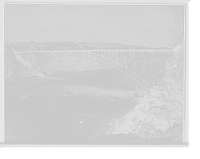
5,70,139,145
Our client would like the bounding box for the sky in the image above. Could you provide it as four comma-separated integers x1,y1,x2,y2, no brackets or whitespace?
5,4,184,48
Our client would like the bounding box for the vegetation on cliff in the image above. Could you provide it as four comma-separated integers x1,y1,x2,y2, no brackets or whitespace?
115,39,184,139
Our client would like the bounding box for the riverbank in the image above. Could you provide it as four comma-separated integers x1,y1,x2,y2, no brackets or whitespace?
4,69,109,82
91,103,185,145
5,76,34,82
92,45,184,144
50,69,109,76
91,93,184,145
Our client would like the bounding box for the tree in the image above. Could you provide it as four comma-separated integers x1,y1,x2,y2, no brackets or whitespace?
148,40,184,127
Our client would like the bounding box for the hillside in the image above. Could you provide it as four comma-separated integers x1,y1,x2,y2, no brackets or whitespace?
104,40,184,140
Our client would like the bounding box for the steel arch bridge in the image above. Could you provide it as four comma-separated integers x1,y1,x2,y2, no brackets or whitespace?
13,49,173,94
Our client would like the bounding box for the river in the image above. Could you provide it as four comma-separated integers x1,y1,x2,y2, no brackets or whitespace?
4,70,141,145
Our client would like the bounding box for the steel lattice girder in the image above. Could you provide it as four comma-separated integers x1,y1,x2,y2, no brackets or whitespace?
14,50,172,94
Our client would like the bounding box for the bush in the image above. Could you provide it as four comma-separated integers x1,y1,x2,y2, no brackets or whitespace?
129,117,163,140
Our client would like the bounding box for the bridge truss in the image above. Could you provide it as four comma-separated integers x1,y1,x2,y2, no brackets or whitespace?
13,49,171,94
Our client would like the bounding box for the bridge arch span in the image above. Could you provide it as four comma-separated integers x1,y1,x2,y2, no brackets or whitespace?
34,51,152,94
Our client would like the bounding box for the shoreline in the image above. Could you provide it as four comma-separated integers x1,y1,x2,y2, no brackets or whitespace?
50,69,110,76
4,75,36,82
4,69,110,82
90,103,184,145
91,99,184,145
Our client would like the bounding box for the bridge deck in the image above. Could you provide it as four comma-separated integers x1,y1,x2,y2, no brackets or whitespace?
13,50,173,94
